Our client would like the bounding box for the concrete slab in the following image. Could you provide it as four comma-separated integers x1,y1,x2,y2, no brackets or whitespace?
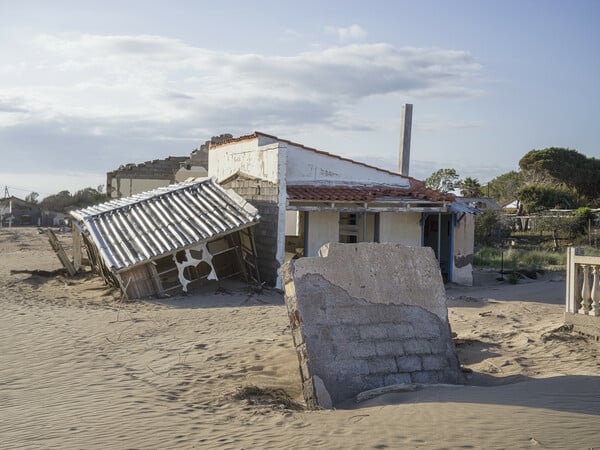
282,243,463,408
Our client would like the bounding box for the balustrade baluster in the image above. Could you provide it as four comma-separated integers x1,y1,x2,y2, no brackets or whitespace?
579,264,591,315
592,265,600,316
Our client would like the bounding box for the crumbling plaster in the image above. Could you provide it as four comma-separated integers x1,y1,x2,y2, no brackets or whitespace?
282,243,463,408
452,214,475,286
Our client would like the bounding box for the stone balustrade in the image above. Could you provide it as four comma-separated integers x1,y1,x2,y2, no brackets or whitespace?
565,248,600,338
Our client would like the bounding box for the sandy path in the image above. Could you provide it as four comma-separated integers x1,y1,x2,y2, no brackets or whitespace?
1,228,599,449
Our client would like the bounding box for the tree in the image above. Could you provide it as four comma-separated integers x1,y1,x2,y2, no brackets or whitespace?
516,184,577,214
39,186,107,212
425,168,460,193
458,177,483,197
484,170,525,204
519,147,600,202
474,210,511,247
25,192,39,204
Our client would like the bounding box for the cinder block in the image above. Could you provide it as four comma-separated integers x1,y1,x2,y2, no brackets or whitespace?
403,339,432,355
359,324,388,340
386,323,415,339
411,370,444,384
422,355,445,371
396,355,422,372
367,357,398,374
375,340,402,356
383,373,412,386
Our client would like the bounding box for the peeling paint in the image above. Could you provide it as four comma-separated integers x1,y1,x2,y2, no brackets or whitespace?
454,253,473,268
173,243,217,292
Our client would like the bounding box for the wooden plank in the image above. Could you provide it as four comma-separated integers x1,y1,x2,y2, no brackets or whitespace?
72,227,83,271
46,229,77,276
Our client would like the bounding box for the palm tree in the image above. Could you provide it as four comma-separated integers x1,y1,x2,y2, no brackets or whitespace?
459,177,483,197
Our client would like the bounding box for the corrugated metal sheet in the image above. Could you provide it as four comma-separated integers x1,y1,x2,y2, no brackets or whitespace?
70,178,259,271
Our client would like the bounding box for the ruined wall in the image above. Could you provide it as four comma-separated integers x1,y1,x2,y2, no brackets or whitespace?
221,177,280,285
282,243,463,408
452,214,474,286
106,156,187,198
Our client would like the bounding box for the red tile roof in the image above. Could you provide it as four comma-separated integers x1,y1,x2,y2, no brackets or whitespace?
287,183,454,203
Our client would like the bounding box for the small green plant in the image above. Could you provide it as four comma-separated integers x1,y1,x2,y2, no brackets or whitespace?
508,272,520,284
474,247,565,270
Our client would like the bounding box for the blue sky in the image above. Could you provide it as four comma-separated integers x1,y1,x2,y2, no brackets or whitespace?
1,0,598,198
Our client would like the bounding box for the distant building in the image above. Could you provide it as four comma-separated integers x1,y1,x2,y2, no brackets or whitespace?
106,156,188,199
0,196,42,227
106,134,233,198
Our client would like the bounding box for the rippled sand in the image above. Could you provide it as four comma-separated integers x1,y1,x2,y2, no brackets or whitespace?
1,228,599,449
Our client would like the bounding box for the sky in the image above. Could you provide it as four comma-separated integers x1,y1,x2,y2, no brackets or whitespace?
1,0,599,199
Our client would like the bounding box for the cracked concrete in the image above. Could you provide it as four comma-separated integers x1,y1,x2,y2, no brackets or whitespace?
282,243,463,408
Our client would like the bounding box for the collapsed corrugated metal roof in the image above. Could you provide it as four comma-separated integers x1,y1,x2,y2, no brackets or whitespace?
70,178,260,271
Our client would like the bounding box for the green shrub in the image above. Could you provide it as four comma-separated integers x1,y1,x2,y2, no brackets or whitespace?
473,247,565,270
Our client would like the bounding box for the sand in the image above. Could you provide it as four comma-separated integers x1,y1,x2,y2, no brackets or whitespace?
1,227,599,449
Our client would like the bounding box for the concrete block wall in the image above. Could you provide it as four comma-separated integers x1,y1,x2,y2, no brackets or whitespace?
222,178,280,285
282,243,463,408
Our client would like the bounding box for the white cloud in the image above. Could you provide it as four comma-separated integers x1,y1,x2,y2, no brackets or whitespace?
0,32,485,179
0,33,483,133
326,24,368,42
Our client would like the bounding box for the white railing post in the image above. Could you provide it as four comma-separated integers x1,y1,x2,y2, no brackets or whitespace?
592,265,600,317
580,264,591,315
566,248,574,312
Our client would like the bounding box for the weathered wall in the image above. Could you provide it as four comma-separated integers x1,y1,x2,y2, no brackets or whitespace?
305,211,339,256
106,157,186,198
208,140,281,183
452,214,474,286
282,243,463,408
286,146,411,187
109,178,173,198
221,176,280,285
378,211,421,245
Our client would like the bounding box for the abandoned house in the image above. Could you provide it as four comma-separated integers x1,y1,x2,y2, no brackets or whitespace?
0,196,42,227
207,131,478,287
70,178,261,298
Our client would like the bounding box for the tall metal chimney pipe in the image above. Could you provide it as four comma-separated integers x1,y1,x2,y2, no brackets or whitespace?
399,103,413,176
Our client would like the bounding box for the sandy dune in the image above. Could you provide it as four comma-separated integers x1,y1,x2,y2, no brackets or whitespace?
1,228,599,449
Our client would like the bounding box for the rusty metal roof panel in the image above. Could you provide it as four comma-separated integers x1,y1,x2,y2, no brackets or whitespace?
71,178,259,271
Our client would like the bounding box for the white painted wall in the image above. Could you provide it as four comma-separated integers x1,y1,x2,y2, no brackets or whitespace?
286,146,410,187
208,138,281,183
285,210,300,236
275,144,288,289
452,214,475,286
378,212,422,245
306,211,339,257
